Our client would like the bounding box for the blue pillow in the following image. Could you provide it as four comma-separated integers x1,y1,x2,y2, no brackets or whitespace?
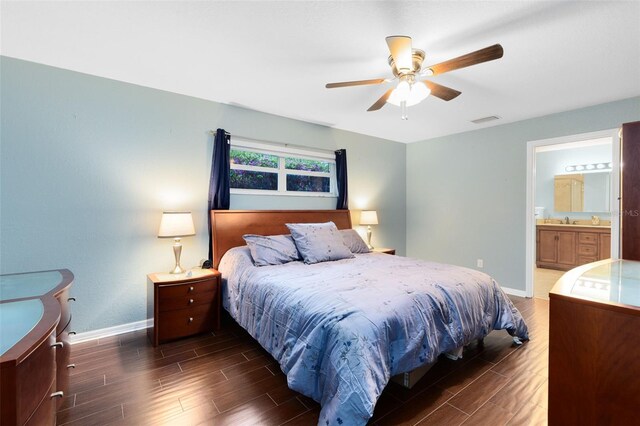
340,229,370,254
242,234,301,266
286,222,355,264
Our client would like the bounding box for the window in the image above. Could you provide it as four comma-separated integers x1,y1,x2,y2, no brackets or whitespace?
229,139,336,197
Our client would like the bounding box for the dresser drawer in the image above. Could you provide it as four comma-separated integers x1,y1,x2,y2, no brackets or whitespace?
578,232,598,244
158,278,216,299
15,331,57,425
157,304,215,342
57,288,71,336
578,244,597,256
56,320,73,401
158,290,216,312
25,380,56,426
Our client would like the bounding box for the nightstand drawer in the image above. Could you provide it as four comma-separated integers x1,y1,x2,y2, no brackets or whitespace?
158,290,216,312
158,278,216,299
158,304,215,342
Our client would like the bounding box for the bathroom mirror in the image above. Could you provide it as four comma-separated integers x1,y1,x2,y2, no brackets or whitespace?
554,172,610,212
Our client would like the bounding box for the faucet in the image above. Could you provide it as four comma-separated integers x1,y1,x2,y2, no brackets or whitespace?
565,216,570,224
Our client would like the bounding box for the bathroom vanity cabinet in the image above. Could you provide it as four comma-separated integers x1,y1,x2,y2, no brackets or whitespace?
536,225,610,271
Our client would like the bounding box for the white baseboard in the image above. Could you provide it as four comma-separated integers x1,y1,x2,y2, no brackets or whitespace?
70,319,152,344
501,286,528,298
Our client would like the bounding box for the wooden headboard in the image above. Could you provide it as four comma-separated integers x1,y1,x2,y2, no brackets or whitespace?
210,210,352,268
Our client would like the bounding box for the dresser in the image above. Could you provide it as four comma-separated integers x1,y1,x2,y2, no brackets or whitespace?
549,259,640,425
0,269,75,426
147,269,221,346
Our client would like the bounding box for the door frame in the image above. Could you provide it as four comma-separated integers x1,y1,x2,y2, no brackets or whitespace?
525,128,620,297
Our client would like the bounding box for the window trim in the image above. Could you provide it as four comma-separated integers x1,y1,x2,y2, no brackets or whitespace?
230,139,337,197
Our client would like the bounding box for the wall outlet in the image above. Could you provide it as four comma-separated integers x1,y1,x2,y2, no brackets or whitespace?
477,259,484,268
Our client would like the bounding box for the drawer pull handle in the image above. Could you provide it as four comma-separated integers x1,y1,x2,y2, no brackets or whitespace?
189,299,194,304
188,317,194,323
68,297,76,302
67,363,76,369
52,342,64,348
189,286,194,292
68,331,77,336
50,391,64,399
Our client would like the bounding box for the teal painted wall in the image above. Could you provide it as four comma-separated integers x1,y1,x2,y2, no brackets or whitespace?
406,97,640,292
1,57,406,332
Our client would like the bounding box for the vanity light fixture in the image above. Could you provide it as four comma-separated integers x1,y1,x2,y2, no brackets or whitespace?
565,162,612,173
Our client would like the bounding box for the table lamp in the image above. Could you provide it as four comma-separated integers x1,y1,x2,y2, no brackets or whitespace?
158,211,195,274
359,210,378,249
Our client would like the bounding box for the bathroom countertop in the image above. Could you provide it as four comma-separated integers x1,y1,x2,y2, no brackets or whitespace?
537,223,611,229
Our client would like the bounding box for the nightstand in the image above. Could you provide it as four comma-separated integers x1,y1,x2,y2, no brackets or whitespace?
372,247,396,255
147,269,221,346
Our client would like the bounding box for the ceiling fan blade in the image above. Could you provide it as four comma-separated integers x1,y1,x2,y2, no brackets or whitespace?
423,81,462,101
367,89,394,111
386,35,413,73
326,78,386,89
424,44,504,76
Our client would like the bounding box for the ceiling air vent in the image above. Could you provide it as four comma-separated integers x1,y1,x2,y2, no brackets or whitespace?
471,115,501,124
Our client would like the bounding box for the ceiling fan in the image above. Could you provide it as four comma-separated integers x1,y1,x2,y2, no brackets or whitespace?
325,36,504,120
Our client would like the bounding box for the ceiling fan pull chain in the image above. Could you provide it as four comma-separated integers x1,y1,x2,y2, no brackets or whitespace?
401,100,408,120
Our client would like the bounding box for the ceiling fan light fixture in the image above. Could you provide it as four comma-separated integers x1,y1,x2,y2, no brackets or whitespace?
386,80,430,107
408,81,431,104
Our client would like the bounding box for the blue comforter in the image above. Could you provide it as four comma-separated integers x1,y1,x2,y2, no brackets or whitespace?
219,247,529,425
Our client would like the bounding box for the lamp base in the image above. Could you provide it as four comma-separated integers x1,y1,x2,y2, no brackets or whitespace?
169,238,186,274
170,264,186,274
366,225,374,249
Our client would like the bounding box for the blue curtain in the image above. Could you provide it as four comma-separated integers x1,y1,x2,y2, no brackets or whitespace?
335,149,348,210
208,128,231,261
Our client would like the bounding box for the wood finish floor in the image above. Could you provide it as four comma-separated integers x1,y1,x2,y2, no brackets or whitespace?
61,296,548,425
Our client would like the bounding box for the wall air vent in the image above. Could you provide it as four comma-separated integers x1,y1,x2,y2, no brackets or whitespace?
471,115,501,124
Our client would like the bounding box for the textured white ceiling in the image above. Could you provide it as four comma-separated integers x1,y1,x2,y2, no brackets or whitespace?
2,1,639,143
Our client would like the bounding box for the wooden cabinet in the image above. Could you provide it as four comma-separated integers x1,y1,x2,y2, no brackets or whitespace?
537,229,576,268
621,121,640,260
549,259,640,425
599,233,611,259
536,225,610,271
0,269,74,426
554,174,584,212
147,269,221,346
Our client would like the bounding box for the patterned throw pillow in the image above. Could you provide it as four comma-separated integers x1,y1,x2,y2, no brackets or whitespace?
286,222,355,264
340,229,370,253
242,234,301,266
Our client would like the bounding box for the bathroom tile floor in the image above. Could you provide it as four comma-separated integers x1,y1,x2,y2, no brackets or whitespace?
533,267,564,300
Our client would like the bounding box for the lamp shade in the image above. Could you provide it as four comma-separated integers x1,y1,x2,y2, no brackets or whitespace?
158,212,195,238
360,210,379,225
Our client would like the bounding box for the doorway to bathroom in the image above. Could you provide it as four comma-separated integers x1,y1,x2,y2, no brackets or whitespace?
525,129,620,299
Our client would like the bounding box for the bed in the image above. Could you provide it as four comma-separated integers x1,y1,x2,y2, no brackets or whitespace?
211,209,529,426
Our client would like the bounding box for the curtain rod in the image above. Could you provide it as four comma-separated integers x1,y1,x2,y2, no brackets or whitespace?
208,130,336,155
